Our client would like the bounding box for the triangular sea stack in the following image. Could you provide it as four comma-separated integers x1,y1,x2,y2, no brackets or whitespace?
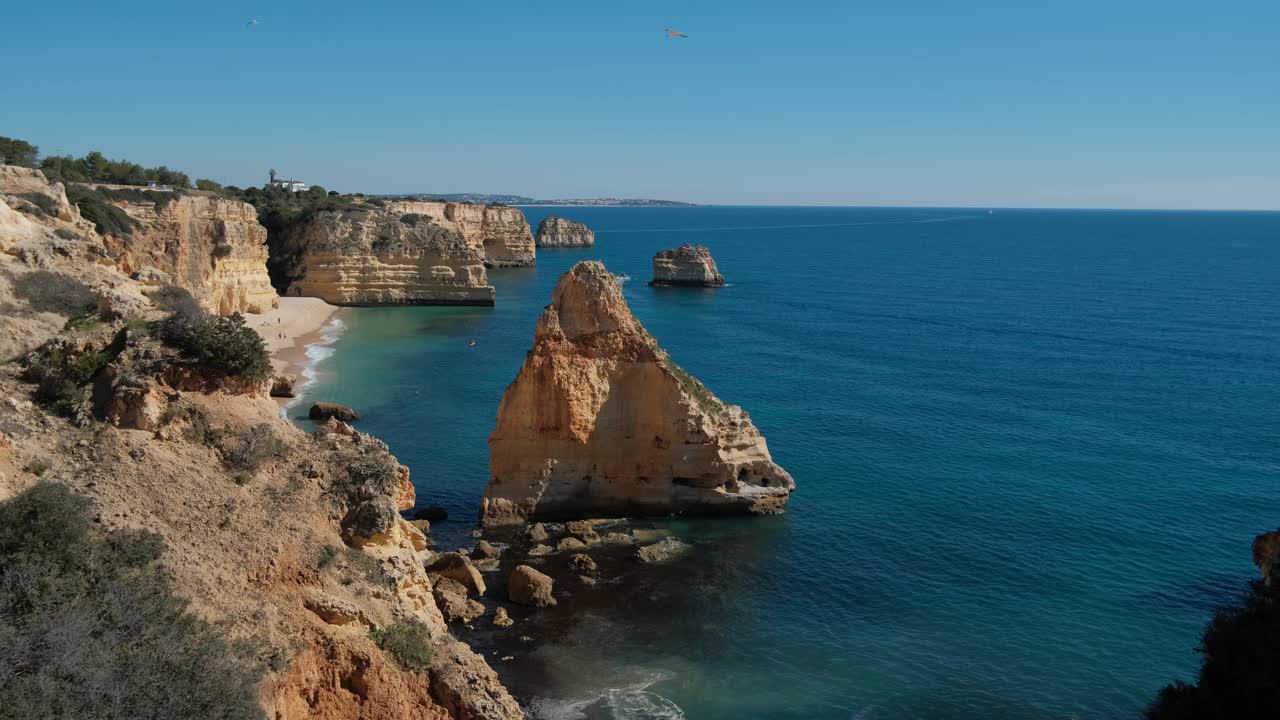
482,261,794,526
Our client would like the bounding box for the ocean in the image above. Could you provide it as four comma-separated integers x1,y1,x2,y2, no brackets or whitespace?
299,206,1280,719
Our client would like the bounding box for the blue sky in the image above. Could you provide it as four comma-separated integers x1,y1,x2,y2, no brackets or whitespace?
4,1,1278,208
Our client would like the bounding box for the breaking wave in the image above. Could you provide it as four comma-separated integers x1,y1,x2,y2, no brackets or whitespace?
527,673,686,720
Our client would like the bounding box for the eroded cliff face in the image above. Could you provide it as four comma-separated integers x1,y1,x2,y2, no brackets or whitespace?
650,243,725,287
276,206,495,306
535,216,594,248
383,200,535,268
482,261,794,525
0,326,523,720
105,195,279,315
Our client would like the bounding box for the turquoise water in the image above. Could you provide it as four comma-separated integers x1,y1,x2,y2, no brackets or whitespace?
302,207,1280,719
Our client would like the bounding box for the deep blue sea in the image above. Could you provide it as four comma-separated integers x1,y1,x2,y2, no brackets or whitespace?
300,206,1280,719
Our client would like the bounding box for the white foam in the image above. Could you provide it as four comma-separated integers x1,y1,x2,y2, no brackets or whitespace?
528,673,686,720
282,316,347,418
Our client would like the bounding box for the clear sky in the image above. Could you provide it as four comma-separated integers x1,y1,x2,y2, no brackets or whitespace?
3,1,1278,208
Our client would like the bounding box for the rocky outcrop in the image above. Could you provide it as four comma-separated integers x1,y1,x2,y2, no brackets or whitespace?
105,194,279,315
650,243,725,287
535,216,594,248
508,565,556,607
0,166,80,224
309,402,360,422
1254,529,1280,586
384,199,535,267
275,206,495,306
482,261,794,526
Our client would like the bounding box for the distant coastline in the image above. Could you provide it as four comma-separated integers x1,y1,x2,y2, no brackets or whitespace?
386,193,697,207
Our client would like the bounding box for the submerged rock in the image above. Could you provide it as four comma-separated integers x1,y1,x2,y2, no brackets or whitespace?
508,565,556,607
569,553,598,572
635,537,691,564
482,260,794,526
649,243,725,287
535,216,595,248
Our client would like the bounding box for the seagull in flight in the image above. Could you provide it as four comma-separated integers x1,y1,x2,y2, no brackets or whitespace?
665,29,688,38
246,19,259,28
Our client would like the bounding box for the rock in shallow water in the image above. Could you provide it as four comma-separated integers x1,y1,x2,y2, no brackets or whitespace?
508,565,556,607
309,401,359,422
635,538,691,564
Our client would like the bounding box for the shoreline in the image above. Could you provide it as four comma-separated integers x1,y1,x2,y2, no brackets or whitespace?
245,297,344,413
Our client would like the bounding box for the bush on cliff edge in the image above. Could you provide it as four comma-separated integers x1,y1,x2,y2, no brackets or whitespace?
156,302,271,382
1146,579,1280,719
0,483,265,720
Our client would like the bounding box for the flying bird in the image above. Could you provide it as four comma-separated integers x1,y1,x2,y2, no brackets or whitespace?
246,19,259,28
665,29,687,38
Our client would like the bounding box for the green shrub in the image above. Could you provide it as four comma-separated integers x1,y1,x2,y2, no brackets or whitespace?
0,136,39,167
13,192,58,217
315,545,339,569
21,333,126,417
10,270,97,316
370,619,433,672
0,483,265,719
335,448,400,501
195,178,222,192
65,184,135,237
221,423,287,475
400,213,422,227
156,306,271,382
1146,579,1280,719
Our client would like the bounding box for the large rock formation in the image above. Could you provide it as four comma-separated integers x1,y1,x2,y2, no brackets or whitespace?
105,194,279,315
385,200,535,268
482,261,794,526
650,243,725,287
535,216,594,248
274,205,495,306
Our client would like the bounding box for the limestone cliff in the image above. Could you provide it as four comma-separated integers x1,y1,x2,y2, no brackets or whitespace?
482,261,794,525
274,206,495,306
535,216,594,248
382,200,535,268
650,243,725,287
105,194,279,315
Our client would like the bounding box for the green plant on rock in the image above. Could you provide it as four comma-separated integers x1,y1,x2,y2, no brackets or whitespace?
370,619,433,672
0,483,266,719
155,306,271,382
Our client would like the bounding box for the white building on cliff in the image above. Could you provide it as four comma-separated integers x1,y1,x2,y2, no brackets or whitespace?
266,168,308,192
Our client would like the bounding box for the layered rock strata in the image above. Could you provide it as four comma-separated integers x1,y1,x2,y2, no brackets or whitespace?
106,195,279,315
384,200,536,268
276,206,495,306
482,261,794,526
649,243,725,287
535,216,594,248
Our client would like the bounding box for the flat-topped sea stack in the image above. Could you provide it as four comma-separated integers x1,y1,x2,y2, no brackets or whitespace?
482,260,794,526
535,216,595,248
649,243,725,287
274,206,495,306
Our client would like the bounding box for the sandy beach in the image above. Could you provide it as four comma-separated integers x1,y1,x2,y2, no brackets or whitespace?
245,296,341,377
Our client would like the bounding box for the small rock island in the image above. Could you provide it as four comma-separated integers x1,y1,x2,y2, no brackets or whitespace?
535,216,594,248
649,243,725,287
482,261,794,526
